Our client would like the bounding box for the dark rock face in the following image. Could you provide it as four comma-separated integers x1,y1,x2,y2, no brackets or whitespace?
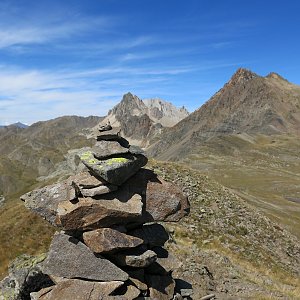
42,232,128,281
145,274,175,300
129,223,169,247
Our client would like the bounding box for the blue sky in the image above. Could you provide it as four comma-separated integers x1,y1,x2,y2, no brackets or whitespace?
0,0,299,124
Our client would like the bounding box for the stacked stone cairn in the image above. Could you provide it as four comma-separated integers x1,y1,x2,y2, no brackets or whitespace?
3,126,192,299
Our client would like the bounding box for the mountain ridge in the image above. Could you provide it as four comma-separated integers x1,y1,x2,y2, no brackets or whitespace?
148,68,300,159
95,92,189,146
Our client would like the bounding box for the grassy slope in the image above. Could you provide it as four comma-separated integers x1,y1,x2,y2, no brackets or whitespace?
181,134,300,239
148,160,300,299
0,197,55,278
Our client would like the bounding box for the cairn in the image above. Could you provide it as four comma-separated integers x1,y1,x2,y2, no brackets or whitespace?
2,125,192,299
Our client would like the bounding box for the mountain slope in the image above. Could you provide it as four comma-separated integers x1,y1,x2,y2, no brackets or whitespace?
148,68,300,160
96,92,189,146
0,115,102,197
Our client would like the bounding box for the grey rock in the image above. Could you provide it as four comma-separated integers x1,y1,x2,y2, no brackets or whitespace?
200,294,215,300
92,140,129,159
122,284,141,299
79,151,148,186
42,232,128,281
69,171,118,196
20,181,78,225
30,279,124,300
129,145,145,155
56,194,143,231
83,228,143,254
96,127,122,141
0,195,5,207
69,171,107,189
80,184,118,197
129,223,169,247
113,248,157,268
0,254,52,300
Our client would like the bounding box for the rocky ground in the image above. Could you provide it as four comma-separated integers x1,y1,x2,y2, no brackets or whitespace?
1,156,300,299
148,160,300,299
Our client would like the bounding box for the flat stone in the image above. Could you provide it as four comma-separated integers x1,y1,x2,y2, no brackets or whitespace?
145,274,175,300
68,171,118,197
96,127,122,141
118,169,190,222
129,224,169,247
83,228,143,254
42,232,128,281
68,171,107,188
80,185,118,197
30,279,124,300
79,151,148,186
20,181,78,226
92,140,129,159
113,248,157,268
56,194,143,231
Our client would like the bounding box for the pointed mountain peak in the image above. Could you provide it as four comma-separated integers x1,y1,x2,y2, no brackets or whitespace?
229,68,259,85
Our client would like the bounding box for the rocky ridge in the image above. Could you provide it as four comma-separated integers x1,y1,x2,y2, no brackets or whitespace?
0,125,191,299
94,93,189,147
148,68,300,160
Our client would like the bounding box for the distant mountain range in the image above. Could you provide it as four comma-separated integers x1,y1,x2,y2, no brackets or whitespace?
0,122,28,129
148,68,300,159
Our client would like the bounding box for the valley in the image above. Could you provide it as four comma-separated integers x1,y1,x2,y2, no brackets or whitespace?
181,133,300,239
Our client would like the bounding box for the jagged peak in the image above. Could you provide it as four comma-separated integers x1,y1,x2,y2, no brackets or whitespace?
228,68,259,85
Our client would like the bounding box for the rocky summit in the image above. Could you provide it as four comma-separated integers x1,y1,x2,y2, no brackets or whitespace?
0,125,191,300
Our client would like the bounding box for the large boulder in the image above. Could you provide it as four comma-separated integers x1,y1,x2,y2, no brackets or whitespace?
56,194,143,231
83,228,143,254
42,232,128,281
79,151,148,186
116,169,190,222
